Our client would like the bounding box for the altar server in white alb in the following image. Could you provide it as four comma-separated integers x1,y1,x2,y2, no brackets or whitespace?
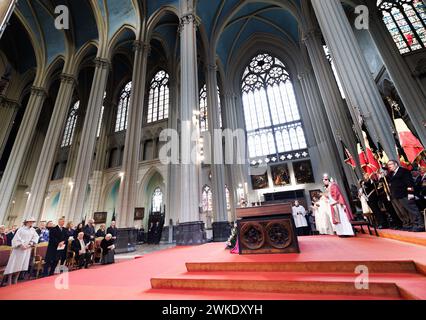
322,174,355,237
292,200,308,236
3,217,39,286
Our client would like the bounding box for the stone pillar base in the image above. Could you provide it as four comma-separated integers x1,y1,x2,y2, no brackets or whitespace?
212,221,232,242
176,222,207,246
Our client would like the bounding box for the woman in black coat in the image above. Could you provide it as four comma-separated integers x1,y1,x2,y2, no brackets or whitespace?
100,234,115,265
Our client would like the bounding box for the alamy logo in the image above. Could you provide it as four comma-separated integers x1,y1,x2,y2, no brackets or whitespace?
354,5,369,30
355,265,369,290
55,5,69,30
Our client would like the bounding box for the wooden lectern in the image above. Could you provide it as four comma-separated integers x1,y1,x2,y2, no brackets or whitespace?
236,203,300,255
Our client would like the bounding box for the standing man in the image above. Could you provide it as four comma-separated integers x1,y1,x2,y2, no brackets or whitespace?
107,221,118,243
292,201,308,236
6,225,17,246
362,173,388,229
3,218,39,286
83,219,96,243
414,166,426,212
43,218,68,276
387,160,425,232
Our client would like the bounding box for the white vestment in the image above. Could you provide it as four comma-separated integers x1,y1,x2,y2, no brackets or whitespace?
315,197,335,235
292,205,308,228
358,188,372,214
4,226,39,275
328,194,355,236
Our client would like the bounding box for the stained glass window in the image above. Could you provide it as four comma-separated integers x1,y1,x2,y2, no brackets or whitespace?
377,0,426,54
61,101,79,147
241,53,307,159
199,84,222,132
115,82,131,132
152,187,163,212
147,70,169,123
202,185,213,213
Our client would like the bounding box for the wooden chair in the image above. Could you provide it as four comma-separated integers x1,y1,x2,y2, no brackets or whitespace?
0,246,12,284
351,213,379,237
93,237,104,264
32,243,48,279
65,239,77,271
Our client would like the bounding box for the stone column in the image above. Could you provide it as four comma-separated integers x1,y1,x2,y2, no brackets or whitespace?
116,41,150,228
368,5,426,145
297,67,347,185
23,74,76,221
302,30,359,172
66,58,110,223
0,97,19,159
222,90,240,220
85,98,114,219
0,86,46,224
311,0,397,160
55,110,84,220
206,64,231,241
176,11,205,245
165,74,179,241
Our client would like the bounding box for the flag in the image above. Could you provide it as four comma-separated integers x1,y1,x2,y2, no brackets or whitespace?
341,140,356,168
377,142,389,166
394,118,425,163
358,143,368,173
111,208,116,222
362,131,381,174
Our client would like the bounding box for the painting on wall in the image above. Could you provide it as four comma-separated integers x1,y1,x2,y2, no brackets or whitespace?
251,172,269,190
271,164,291,186
134,208,145,221
94,212,107,224
293,160,315,184
309,190,322,202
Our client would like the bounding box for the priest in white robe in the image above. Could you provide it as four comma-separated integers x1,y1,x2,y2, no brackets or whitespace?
292,201,308,236
323,174,355,237
3,217,39,285
314,196,335,235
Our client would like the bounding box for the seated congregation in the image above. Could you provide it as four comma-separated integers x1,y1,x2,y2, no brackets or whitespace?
0,218,118,286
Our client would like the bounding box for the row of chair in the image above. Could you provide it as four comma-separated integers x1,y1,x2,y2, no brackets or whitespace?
0,237,105,282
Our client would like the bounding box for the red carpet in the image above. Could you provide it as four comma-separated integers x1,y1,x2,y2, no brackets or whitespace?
1,235,426,300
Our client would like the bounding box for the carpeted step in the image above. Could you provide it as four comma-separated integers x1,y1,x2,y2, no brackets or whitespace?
358,228,426,247
186,260,421,274
151,274,403,299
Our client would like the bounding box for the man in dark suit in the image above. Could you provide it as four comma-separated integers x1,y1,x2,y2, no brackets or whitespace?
83,219,96,243
6,225,17,246
106,221,118,243
43,218,68,276
72,232,92,269
387,161,425,232
414,167,426,212
362,173,387,228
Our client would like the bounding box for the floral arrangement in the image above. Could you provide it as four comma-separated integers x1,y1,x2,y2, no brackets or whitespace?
226,222,238,249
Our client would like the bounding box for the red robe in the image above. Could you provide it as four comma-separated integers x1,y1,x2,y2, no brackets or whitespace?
329,183,354,224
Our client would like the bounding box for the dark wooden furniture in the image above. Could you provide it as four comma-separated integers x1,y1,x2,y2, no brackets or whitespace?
115,228,137,254
0,246,11,282
351,213,379,237
236,204,300,255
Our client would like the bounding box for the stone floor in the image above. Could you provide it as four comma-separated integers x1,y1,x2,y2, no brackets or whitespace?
115,243,176,260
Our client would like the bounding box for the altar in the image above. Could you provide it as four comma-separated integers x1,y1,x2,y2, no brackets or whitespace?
236,203,300,255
